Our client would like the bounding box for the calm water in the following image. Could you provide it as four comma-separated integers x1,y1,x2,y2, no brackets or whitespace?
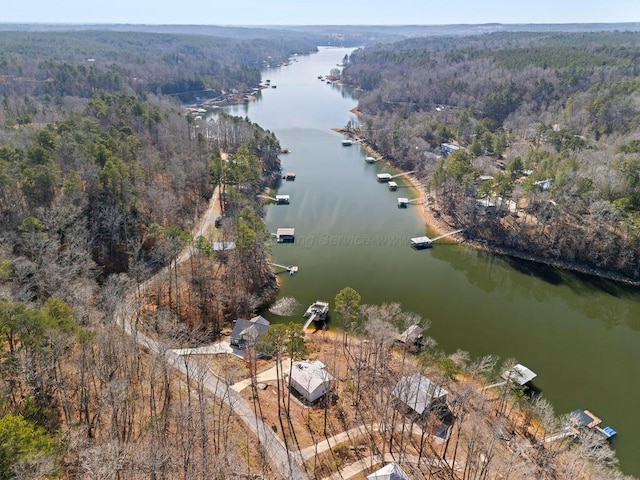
224,47,640,476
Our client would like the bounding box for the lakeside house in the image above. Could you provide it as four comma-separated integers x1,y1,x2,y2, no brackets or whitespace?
287,360,335,403
392,374,448,416
441,142,464,156
366,461,411,480
230,315,270,349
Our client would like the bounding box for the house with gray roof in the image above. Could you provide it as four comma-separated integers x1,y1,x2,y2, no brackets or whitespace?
230,315,270,349
392,374,448,416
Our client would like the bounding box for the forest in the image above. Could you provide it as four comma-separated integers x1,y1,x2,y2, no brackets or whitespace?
342,31,640,281
0,28,296,478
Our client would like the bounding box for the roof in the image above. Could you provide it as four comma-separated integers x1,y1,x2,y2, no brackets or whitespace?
392,374,448,415
502,364,537,386
289,360,335,394
377,173,392,179
212,241,236,251
276,195,290,200
276,228,295,236
367,462,410,480
398,324,423,344
410,236,431,245
230,316,270,342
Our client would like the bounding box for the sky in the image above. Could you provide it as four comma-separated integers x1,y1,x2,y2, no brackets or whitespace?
3,0,640,26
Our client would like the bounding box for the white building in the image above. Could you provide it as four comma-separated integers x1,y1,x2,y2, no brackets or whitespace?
367,461,410,480
288,360,335,403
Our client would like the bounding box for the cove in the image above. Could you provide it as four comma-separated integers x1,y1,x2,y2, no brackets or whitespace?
223,46,640,476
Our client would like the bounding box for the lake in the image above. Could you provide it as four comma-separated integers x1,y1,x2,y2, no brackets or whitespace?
223,46,640,477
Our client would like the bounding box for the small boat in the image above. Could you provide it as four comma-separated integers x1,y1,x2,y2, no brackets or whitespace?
272,85,277,89
342,139,354,146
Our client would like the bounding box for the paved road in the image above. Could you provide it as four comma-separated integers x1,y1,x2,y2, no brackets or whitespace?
113,181,310,480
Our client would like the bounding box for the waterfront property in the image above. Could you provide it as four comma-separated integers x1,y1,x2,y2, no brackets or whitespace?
393,374,448,416
230,315,270,349
287,359,335,403
501,363,537,386
366,462,410,480
276,228,295,243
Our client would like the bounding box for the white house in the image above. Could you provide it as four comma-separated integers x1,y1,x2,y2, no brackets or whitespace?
288,360,335,403
366,461,410,480
392,374,447,416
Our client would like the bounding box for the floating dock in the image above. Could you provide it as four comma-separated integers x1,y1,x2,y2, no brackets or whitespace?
388,181,398,191
377,173,393,182
342,139,354,146
275,228,295,243
275,195,290,204
365,156,377,163
397,197,409,208
283,172,296,181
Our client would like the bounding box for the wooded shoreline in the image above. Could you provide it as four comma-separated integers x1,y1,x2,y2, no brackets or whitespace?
333,127,640,287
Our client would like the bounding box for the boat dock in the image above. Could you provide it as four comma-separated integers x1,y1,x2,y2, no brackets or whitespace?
398,196,424,207
283,172,296,181
275,195,290,204
388,181,398,191
571,409,617,439
365,156,377,163
268,262,298,275
275,228,295,243
410,228,464,248
302,301,329,331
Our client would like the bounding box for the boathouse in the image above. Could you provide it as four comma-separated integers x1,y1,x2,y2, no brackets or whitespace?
230,315,270,349
276,228,295,243
283,172,296,181
501,364,537,386
287,360,335,403
388,181,398,191
410,236,432,249
276,195,290,204
397,324,423,347
365,156,377,163
377,173,393,182
397,198,409,208
392,374,448,416
366,462,410,480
